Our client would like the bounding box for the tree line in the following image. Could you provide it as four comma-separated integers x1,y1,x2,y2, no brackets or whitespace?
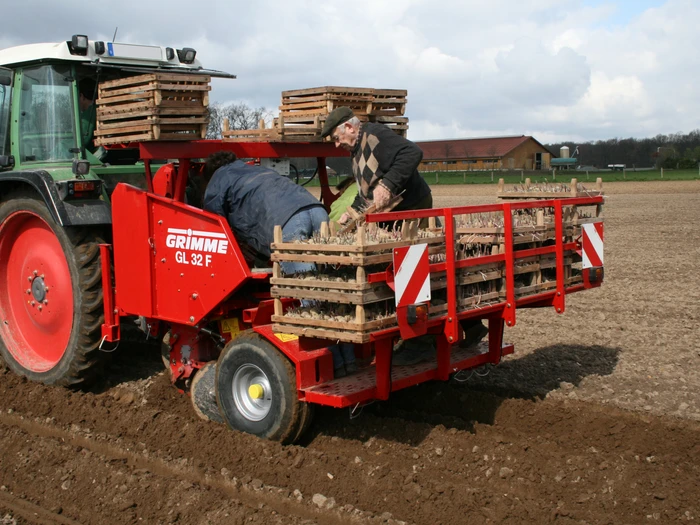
206,102,700,170
547,130,700,169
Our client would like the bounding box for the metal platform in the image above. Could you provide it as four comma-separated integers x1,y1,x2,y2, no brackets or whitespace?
302,341,512,408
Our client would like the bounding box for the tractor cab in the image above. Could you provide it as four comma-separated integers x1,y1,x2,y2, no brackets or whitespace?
0,67,11,169
0,35,233,191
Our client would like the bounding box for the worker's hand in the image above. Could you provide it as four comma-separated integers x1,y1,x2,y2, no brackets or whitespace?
373,183,392,209
339,212,350,224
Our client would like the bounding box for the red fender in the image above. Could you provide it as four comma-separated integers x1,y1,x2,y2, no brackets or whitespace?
152,163,177,198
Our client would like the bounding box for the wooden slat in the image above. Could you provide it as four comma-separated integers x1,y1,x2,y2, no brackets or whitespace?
271,236,444,255
270,286,393,305
97,107,208,122
94,132,154,145
270,252,392,266
97,116,208,130
96,92,155,105
272,324,370,343
270,277,373,291
370,116,409,124
100,73,211,90
99,84,159,98
271,314,396,332
155,83,211,92
372,89,408,97
282,86,375,97
97,100,156,114
94,123,153,136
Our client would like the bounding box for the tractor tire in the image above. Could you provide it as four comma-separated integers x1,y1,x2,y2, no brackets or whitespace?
216,332,310,444
291,400,315,444
0,191,106,387
191,361,224,423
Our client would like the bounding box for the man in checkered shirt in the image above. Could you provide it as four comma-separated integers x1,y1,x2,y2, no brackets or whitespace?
322,108,487,366
321,107,432,224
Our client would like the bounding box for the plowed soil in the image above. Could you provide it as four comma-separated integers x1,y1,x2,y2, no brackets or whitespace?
1,180,699,525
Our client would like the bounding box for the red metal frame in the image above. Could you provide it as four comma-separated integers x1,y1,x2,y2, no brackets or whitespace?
138,140,348,207
102,138,604,410
300,196,603,408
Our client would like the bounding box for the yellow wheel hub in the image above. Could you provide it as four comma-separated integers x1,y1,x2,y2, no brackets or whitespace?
248,383,264,399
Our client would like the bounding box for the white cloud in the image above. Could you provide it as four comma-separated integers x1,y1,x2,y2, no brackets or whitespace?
0,0,697,142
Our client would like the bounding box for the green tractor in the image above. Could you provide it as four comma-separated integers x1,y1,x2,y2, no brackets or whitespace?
0,35,227,386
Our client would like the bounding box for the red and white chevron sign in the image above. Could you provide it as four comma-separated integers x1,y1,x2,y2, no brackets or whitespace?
393,244,431,307
582,223,604,269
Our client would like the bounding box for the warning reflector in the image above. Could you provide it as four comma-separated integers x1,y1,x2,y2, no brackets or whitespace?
582,223,604,269
393,244,431,307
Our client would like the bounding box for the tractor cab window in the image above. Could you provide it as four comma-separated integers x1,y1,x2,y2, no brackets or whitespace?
0,68,11,157
18,64,77,163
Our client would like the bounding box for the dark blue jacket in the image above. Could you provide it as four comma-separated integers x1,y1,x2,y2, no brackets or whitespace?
203,160,322,258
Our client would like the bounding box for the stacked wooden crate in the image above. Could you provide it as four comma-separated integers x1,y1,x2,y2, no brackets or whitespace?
95,73,210,146
494,177,604,294
270,221,444,343
457,212,568,298
274,86,408,141
270,201,603,342
270,217,514,343
367,88,409,135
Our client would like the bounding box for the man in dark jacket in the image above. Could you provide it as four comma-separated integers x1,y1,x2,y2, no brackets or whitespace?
201,151,327,274
321,107,432,223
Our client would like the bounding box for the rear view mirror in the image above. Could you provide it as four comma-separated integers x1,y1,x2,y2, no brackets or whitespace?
0,68,11,86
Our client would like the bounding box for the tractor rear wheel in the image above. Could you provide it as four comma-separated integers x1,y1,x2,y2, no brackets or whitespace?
216,332,311,444
0,191,105,386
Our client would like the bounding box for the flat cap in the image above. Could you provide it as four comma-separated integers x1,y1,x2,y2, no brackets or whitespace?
321,106,354,138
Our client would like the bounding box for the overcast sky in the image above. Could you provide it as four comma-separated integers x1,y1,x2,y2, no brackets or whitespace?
1,0,696,144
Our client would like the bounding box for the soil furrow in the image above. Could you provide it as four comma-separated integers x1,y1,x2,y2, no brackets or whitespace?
0,490,82,525
1,182,699,524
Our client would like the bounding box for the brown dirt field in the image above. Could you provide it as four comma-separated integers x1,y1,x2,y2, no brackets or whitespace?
1,180,699,525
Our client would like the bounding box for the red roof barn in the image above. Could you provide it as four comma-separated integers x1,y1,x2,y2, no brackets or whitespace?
415,136,553,171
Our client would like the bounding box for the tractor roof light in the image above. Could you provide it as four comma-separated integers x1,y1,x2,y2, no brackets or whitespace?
166,47,175,60
94,41,106,55
177,47,197,64
70,34,89,56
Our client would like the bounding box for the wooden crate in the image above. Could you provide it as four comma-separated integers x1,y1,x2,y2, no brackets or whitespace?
95,73,210,145
275,86,408,141
281,86,375,116
369,89,408,116
269,204,603,342
497,177,604,200
221,117,280,142
271,220,503,342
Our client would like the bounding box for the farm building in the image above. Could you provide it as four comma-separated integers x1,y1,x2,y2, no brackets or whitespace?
416,135,552,171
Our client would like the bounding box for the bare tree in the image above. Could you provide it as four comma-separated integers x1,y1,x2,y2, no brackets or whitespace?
442,142,453,170
486,145,499,169
206,102,272,138
459,144,472,170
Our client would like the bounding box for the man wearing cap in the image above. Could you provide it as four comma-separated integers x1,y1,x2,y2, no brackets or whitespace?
322,108,487,366
321,107,432,223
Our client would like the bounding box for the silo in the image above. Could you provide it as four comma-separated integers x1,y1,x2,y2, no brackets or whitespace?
560,146,570,158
